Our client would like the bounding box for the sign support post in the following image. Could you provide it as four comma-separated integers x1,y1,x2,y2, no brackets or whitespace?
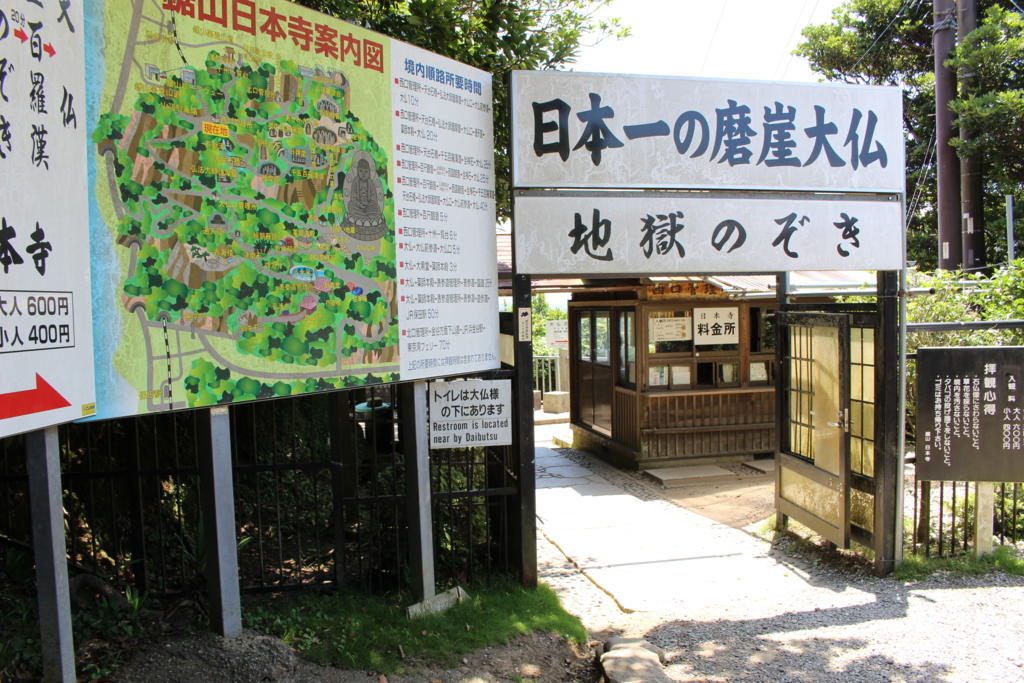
197,407,241,637
401,381,435,601
26,427,75,682
974,483,994,557
875,271,901,576
512,274,537,588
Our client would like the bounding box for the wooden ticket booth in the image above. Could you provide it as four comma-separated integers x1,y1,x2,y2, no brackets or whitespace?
568,280,777,469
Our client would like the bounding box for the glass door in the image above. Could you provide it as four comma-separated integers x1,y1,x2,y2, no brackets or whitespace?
776,312,852,547
575,309,613,435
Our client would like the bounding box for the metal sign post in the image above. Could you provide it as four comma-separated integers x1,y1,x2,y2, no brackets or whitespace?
26,428,75,682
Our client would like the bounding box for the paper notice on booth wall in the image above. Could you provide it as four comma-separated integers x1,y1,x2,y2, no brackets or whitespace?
429,379,511,449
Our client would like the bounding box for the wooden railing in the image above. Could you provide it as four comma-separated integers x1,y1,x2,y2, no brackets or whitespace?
640,388,775,462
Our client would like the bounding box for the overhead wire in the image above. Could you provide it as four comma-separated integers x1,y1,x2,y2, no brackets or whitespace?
850,0,920,73
774,0,815,79
699,0,729,76
906,131,936,227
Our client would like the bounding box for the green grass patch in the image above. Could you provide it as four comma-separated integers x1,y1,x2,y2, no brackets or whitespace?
242,580,587,674
895,545,1024,581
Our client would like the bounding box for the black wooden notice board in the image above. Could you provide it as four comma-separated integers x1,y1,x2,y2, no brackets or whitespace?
917,346,1024,481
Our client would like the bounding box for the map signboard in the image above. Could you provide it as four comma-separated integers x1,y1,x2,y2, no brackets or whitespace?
0,0,95,438
917,347,1024,482
85,1,497,419
511,71,904,193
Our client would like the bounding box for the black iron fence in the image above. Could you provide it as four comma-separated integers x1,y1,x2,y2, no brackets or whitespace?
910,479,1024,556
0,378,524,603
431,444,517,589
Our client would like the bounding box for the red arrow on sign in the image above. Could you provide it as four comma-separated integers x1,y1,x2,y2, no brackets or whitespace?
13,28,28,43
0,374,71,420
43,43,55,58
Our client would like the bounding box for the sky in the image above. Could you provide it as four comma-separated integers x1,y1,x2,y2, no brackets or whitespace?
570,0,848,83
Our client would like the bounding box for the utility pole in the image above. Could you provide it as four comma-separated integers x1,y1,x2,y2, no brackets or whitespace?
934,0,961,269
959,0,985,270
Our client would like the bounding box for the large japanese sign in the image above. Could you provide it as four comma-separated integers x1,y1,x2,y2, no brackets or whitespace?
511,71,904,193
86,1,497,419
917,347,1024,482
0,0,95,438
429,379,511,448
513,193,903,275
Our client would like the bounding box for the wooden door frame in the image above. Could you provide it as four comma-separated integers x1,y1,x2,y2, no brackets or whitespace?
775,311,852,548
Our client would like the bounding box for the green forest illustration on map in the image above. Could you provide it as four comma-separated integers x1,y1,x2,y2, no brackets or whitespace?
94,49,399,408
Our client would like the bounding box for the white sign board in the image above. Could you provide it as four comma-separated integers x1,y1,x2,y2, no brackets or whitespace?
0,1,94,438
511,71,904,193
429,379,512,448
694,308,739,346
394,43,499,380
514,194,903,275
545,319,569,346
649,316,692,343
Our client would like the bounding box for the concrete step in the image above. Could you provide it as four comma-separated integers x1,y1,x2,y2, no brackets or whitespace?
743,458,776,474
643,464,738,488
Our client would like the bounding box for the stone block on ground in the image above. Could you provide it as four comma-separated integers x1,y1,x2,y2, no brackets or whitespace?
532,390,542,411
601,637,671,683
644,465,737,488
543,391,569,414
744,458,776,474
603,637,666,664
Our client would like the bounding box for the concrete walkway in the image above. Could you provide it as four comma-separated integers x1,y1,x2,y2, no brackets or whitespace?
535,444,1024,681
535,446,872,619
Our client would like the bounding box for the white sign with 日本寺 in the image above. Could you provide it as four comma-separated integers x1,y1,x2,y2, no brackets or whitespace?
0,0,94,438
429,379,511,448
694,308,739,346
511,70,904,193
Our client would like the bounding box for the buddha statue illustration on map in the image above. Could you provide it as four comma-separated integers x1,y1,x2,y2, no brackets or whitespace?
340,151,387,240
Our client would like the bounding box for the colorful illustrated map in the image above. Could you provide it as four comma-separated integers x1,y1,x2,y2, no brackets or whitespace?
88,1,412,416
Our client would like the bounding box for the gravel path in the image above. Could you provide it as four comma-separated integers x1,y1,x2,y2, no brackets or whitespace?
537,446,1024,682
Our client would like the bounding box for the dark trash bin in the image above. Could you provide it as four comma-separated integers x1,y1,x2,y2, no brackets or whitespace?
355,399,393,453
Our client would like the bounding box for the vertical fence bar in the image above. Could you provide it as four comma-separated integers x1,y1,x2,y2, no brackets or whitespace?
125,420,148,593
26,427,75,682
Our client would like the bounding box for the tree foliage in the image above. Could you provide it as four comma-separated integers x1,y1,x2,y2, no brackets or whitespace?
295,0,627,220
949,6,1024,189
796,0,1020,269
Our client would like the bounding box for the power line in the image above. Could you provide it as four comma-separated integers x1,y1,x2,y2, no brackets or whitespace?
850,0,919,73
700,0,729,76
907,132,936,224
774,0,814,79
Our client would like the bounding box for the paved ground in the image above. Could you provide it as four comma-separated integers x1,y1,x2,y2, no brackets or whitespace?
533,437,1024,682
